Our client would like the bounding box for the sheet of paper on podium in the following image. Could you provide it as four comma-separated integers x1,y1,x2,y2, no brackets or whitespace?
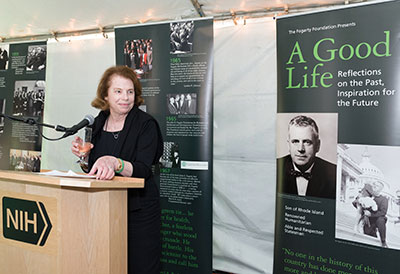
40,170,96,179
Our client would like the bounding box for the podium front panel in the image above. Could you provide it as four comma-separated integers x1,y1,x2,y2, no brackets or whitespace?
0,174,128,274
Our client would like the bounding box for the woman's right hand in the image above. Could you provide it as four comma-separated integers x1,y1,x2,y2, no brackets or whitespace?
71,136,93,158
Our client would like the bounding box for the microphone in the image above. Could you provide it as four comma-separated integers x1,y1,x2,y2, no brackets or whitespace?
62,114,95,138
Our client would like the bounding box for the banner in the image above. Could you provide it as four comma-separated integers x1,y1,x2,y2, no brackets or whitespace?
115,18,213,274
275,2,400,274
0,42,46,172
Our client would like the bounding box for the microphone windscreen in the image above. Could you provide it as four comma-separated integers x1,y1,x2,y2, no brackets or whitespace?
84,114,95,126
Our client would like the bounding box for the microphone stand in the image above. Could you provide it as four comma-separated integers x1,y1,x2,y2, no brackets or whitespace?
1,113,70,141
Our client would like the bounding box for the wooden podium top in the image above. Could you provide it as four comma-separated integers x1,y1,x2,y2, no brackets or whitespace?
0,170,144,189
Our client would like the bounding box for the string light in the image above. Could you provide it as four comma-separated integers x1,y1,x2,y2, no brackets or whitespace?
230,10,238,25
0,1,370,42
99,26,108,39
51,31,59,42
284,5,289,14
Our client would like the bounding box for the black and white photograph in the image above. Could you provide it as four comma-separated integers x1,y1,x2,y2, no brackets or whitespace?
26,45,46,71
160,142,180,169
138,103,147,113
170,21,194,54
123,39,153,79
336,144,400,249
9,149,41,172
13,80,45,117
167,93,197,115
276,113,338,199
0,98,5,133
0,44,10,70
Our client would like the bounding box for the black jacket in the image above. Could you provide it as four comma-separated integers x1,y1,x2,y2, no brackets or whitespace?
277,155,336,199
89,105,163,210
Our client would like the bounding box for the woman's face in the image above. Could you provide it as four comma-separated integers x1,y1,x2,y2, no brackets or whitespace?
105,74,135,116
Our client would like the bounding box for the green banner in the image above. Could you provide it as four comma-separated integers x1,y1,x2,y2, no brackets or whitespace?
0,42,46,172
275,2,400,274
115,18,213,274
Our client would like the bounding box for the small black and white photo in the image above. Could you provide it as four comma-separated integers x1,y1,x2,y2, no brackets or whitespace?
276,113,338,199
0,98,5,133
138,104,147,113
9,149,41,172
167,93,197,115
170,21,194,54
13,80,45,117
0,44,10,70
26,45,46,71
123,39,153,79
336,144,400,250
159,142,180,169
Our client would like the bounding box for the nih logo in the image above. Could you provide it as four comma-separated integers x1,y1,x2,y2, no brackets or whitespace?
2,197,52,246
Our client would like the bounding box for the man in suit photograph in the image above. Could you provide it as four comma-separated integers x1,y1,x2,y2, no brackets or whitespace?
0,47,9,70
277,115,336,199
363,181,388,248
185,93,196,114
168,96,178,114
171,150,180,168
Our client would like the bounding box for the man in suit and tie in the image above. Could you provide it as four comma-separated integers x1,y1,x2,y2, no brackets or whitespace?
185,93,196,114
168,96,178,114
0,47,8,70
277,115,336,199
363,181,388,248
174,94,181,113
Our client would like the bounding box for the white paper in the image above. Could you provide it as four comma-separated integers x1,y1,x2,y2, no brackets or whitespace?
40,170,96,178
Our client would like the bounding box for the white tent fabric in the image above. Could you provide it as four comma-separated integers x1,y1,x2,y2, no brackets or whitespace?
0,1,197,38
213,18,276,274
42,17,277,273
42,34,116,171
0,0,368,40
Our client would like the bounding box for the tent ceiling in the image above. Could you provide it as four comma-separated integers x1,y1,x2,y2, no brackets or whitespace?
0,0,370,40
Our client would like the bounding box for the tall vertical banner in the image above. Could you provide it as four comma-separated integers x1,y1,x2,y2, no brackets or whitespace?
0,42,46,172
115,18,213,274
275,2,400,274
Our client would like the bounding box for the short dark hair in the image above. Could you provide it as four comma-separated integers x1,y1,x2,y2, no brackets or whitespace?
91,66,144,110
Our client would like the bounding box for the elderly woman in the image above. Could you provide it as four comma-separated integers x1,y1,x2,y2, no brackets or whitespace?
71,65,163,273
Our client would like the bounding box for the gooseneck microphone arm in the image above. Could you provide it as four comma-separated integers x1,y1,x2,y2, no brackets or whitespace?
0,113,68,132
0,114,94,141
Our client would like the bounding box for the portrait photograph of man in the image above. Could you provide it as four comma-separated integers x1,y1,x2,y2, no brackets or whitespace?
276,113,338,199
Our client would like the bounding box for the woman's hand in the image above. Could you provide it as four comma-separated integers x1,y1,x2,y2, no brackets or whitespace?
88,156,119,180
71,136,93,158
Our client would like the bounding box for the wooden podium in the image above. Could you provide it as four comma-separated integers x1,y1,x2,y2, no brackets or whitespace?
0,170,144,274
